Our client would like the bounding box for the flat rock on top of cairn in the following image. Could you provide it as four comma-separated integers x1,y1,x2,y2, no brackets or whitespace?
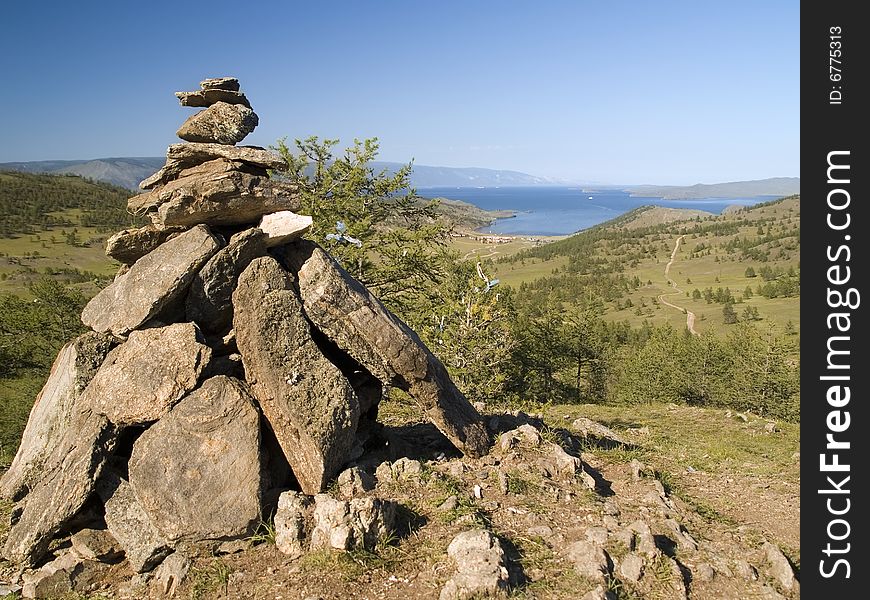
176,101,258,145
200,77,239,91
279,240,490,457
175,89,251,108
139,142,286,190
129,161,300,228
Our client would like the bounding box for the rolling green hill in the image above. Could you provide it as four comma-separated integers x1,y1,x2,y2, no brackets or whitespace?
495,195,800,337
0,171,145,295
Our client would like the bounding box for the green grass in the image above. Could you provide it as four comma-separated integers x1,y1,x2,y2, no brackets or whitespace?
543,403,799,481
189,560,233,600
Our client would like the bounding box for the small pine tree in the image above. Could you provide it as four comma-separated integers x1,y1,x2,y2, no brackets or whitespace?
745,266,756,278
723,302,738,324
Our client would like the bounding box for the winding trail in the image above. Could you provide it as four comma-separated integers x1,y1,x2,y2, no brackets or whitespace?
658,235,699,335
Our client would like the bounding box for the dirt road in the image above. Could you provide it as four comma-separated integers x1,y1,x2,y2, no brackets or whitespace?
658,235,699,335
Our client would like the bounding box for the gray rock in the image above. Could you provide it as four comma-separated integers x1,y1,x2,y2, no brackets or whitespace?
20,552,104,599
105,225,187,265
572,417,629,445
629,459,646,480
258,210,312,247
763,541,798,591
526,525,554,539
664,518,698,551
129,161,301,227
336,467,375,498
0,332,115,501
734,559,758,580
309,494,396,552
548,443,582,479
274,491,311,558
279,240,490,458
619,553,645,582
128,376,262,543
439,529,510,600
375,461,393,484
96,472,171,573
185,227,267,335
693,562,715,582
497,471,509,494
176,89,251,108
176,102,258,145
200,77,240,91
81,225,221,336
391,457,423,480
140,142,286,190
566,540,611,583
70,528,123,562
438,495,460,511
578,469,597,490
81,323,211,426
626,520,659,557
3,410,116,567
585,527,609,546
151,552,192,597
580,586,613,600
233,256,359,494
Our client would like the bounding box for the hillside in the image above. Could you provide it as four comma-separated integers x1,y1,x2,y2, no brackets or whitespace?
0,158,165,191
626,177,799,200
495,195,800,337
0,176,800,600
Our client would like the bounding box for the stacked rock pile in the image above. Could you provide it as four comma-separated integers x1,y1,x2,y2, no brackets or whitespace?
0,77,489,593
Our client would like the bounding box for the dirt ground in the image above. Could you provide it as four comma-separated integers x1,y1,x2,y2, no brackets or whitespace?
0,402,800,600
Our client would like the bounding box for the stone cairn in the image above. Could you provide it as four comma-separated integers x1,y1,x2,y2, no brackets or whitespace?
0,77,489,593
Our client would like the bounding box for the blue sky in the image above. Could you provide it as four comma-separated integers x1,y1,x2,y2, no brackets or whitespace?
0,1,798,184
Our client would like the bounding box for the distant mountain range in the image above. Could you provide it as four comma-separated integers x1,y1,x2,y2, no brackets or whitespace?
0,157,800,199
0,157,166,191
0,157,560,191
625,177,800,200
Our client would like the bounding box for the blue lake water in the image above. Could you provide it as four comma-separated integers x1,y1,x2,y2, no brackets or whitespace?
417,186,778,236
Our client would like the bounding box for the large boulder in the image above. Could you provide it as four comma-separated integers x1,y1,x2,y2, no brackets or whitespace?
2,410,116,567
127,376,262,543
96,472,171,573
0,332,115,501
233,256,360,494
185,227,267,335
139,142,286,190
279,241,490,457
176,101,258,145
128,162,300,228
81,225,221,336
104,225,187,265
80,323,211,426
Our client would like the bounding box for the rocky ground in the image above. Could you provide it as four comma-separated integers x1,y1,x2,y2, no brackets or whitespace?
0,398,800,600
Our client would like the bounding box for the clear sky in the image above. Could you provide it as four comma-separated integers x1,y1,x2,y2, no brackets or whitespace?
0,0,798,185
